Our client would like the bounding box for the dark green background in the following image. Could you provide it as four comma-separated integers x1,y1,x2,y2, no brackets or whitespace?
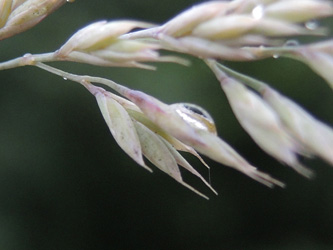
1,1,333,249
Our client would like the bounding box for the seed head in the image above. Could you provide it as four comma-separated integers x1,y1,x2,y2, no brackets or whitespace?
263,87,333,165
207,60,313,178
121,86,284,188
57,20,188,69
265,0,333,22
0,0,67,40
87,85,218,198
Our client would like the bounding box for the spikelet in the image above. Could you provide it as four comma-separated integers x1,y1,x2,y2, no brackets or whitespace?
0,0,68,40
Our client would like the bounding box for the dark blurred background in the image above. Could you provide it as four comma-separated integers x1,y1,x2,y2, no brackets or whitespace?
0,1,333,249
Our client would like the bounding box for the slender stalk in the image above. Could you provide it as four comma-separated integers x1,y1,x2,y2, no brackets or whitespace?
35,62,131,97
0,52,57,70
205,60,268,94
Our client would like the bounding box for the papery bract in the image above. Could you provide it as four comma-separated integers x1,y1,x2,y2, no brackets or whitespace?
263,87,333,165
0,0,66,40
159,35,255,61
0,0,12,28
161,137,217,195
12,0,27,10
122,88,284,187
207,60,313,178
192,15,257,40
94,89,150,172
127,108,211,169
133,120,210,199
58,20,155,56
161,1,230,37
295,50,333,89
264,0,333,22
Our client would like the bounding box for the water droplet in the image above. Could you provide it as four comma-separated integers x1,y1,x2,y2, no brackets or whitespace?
284,40,299,47
173,103,217,135
63,77,68,80
272,54,279,59
305,20,318,30
252,5,264,20
66,0,75,2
